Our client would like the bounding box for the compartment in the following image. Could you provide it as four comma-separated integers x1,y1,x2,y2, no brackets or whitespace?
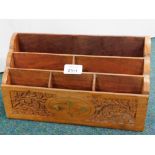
76,56,144,75
51,72,93,91
12,52,72,70
15,33,145,57
95,74,143,94
8,69,49,87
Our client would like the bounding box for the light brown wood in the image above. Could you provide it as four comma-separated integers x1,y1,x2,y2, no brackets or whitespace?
144,36,151,56
1,85,148,131
143,56,150,75
48,72,52,88
9,33,20,52
92,74,96,91
2,68,11,84
1,33,150,131
72,55,75,64
142,75,150,94
143,36,151,94
6,52,14,67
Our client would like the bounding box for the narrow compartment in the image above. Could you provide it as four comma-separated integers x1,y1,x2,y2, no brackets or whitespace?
15,33,145,57
76,56,144,75
12,52,73,70
9,68,50,87
51,72,93,91
95,74,143,94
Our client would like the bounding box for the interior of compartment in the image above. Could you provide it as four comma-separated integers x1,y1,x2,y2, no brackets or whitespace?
15,33,145,57
8,69,50,87
95,74,143,94
12,52,144,75
12,52,73,70
75,56,144,75
50,72,93,91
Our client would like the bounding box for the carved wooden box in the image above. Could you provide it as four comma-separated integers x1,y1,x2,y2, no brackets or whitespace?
1,33,151,131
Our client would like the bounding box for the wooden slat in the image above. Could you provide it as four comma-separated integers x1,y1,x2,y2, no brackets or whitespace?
143,36,151,94
6,52,14,67
142,75,150,94
9,33,20,52
143,36,151,75
144,36,151,56
92,74,96,91
72,55,75,64
48,72,52,88
143,56,150,75
1,69,11,84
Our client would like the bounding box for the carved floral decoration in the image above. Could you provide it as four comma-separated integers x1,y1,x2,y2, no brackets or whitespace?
10,90,54,116
89,97,138,124
10,90,138,124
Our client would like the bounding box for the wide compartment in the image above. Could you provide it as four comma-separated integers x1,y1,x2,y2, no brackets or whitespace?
13,33,145,57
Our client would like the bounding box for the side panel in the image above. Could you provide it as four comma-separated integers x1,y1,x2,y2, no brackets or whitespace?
1,85,148,131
